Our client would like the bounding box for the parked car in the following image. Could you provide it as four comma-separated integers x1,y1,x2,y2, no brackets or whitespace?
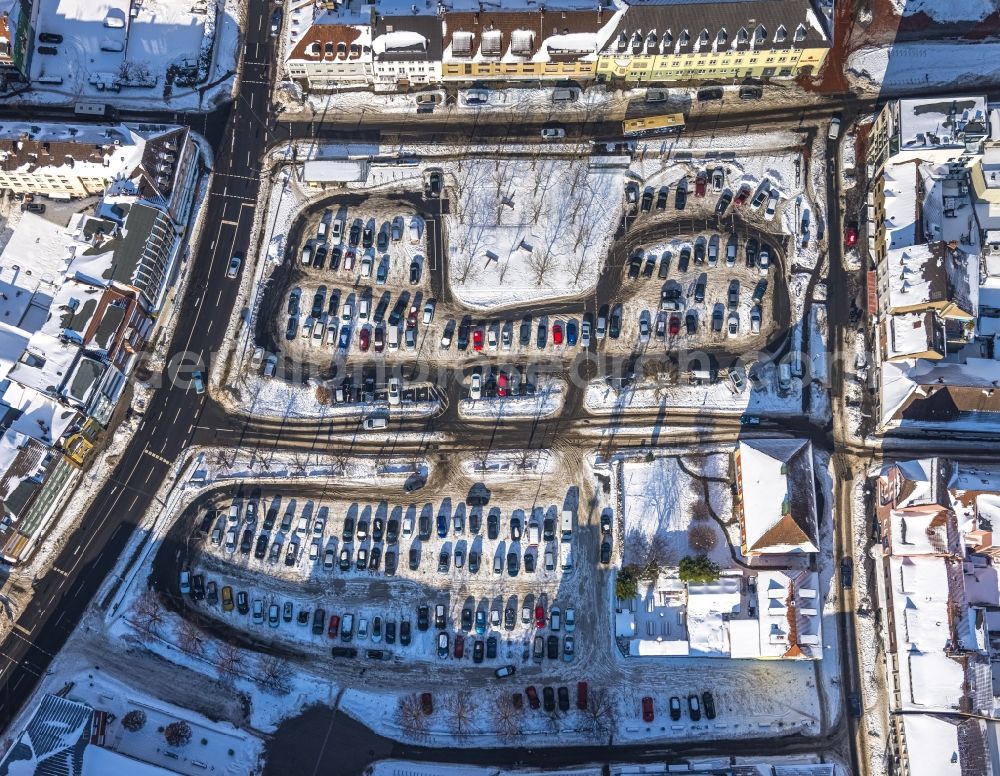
688,694,702,721
642,696,655,722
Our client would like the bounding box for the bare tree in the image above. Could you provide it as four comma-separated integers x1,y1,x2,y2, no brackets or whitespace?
395,694,428,740
255,654,293,695
446,692,476,735
131,591,166,639
544,709,562,733
584,688,617,740
689,523,718,552
215,642,241,685
492,692,524,742
176,619,204,656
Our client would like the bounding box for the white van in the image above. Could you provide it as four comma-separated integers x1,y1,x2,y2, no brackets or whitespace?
560,509,573,536
778,362,792,392
341,613,354,640
301,243,313,265
387,325,399,350
552,87,578,103
828,116,841,141
560,537,573,570
364,415,388,430
295,517,309,535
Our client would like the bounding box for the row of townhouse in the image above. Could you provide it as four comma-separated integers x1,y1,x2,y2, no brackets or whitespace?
0,122,200,564
871,458,1000,776
863,95,1000,433
283,0,831,92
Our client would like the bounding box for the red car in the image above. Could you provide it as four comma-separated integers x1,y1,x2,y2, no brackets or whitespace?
498,372,508,397
373,325,384,352
420,692,433,715
694,172,707,197
668,314,681,335
642,696,655,722
359,327,371,351
454,635,465,658
845,222,859,247
577,681,588,710
473,328,484,351
343,248,356,271
734,183,752,206
525,685,540,710
534,605,545,629
327,615,340,638
553,323,563,345
407,305,418,329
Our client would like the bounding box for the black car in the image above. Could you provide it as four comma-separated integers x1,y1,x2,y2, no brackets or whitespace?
600,540,612,564
191,574,205,600
841,557,854,588
418,513,432,540
557,686,570,712
600,511,612,534
675,183,687,210
285,317,297,340
372,518,385,542
688,694,702,721
656,187,669,210
524,552,536,573
468,509,481,534
457,318,471,350
312,609,326,635
685,311,697,335
715,190,733,215
254,535,268,559
400,620,411,646
487,508,500,540
507,551,519,576
693,240,705,264
39,32,63,44
505,607,516,630
438,550,450,573
627,253,642,279
519,316,532,346
702,691,716,720
331,647,358,658
678,247,691,273
745,237,758,268
543,517,555,541
609,306,622,339
641,188,653,212
236,591,250,615
417,605,430,631
368,546,382,571
329,246,342,270
739,85,763,100
461,607,473,631
536,321,547,348
263,504,278,531
386,519,399,543
697,87,723,101
409,546,420,570
385,620,396,644
426,171,443,197
643,254,656,278
343,517,355,542
510,516,522,541
658,253,671,279
362,223,374,249
547,635,559,660
385,550,397,576
349,220,362,246
366,649,386,661
473,640,485,663
468,550,480,573
543,686,556,712
409,260,421,284
239,528,253,554
486,635,498,659
313,245,327,269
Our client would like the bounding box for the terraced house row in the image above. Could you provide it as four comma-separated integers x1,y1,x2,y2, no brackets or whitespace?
283,0,831,91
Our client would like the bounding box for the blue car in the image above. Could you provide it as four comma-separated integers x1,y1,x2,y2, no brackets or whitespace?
566,319,578,346
437,513,448,538
739,414,761,426
338,325,351,349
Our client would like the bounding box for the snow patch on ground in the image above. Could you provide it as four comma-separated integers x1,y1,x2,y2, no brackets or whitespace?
848,42,1000,93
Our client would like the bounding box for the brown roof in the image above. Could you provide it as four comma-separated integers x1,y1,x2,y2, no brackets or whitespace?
0,137,110,174
898,384,1000,422
443,7,607,60
288,23,365,62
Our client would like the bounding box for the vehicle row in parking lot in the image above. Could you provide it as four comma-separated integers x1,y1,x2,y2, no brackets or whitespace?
642,692,718,723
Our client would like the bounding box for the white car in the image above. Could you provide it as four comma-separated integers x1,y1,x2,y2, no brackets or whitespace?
487,326,498,348
360,253,373,277
758,248,771,274
227,254,241,278
409,216,422,244
469,372,482,400
750,305,762,334
423,300,436,324
311,320,325,345
764,189,779,219
341,301,354,322
541,127,566,139
728,312,740,336
388,376,401,405
252,599,264,624
564,608,576,632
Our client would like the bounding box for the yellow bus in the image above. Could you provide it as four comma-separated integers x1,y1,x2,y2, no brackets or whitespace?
622,113,685,136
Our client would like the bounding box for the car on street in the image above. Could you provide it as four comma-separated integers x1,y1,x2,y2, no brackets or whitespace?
227,254,241,278
845,222,859,247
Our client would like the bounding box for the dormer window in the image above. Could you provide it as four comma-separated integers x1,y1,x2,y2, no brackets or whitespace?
794,23,806,41
737,27,748,44
716,28,727,45
617,30,627,50
324,41,334,56
481,29,502,56
512,29,534,56
698,28,709,45
631,31,642,49
646,31,657,50
679,29,690,46
309,40,321,56
336,41,346,57
349,43,360,57
452,31,473,57
774,25,787,43
663,29,672,46
755,24,766,42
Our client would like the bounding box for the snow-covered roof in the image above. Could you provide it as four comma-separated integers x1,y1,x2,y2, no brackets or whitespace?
882,243,951,312
0,322,29,383
900,716,963,776
882,160,920,251
82,744,177,775
884,311,939,361
0,122,144,182
751,569,823,659
889,555,966,710
898,96,989,151
888,505,956,555
1,381,79,445
880,357,1000,426
302,160,369,182
686,576,740,656
0,693,93,776
6,330,80,400
0,212,77,285
738,438,818,555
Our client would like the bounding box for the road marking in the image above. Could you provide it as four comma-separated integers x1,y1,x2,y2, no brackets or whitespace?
72,544,80,556
143,448,171,465
51,567,69,577
12,622,32,636
221,219,239,226
173,406,182,424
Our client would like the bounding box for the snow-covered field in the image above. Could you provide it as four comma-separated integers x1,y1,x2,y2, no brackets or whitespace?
848,42,1000,93
444,155,626,309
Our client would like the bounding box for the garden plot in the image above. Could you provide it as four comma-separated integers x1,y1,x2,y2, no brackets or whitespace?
444,155,626,309
619,455,734,572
